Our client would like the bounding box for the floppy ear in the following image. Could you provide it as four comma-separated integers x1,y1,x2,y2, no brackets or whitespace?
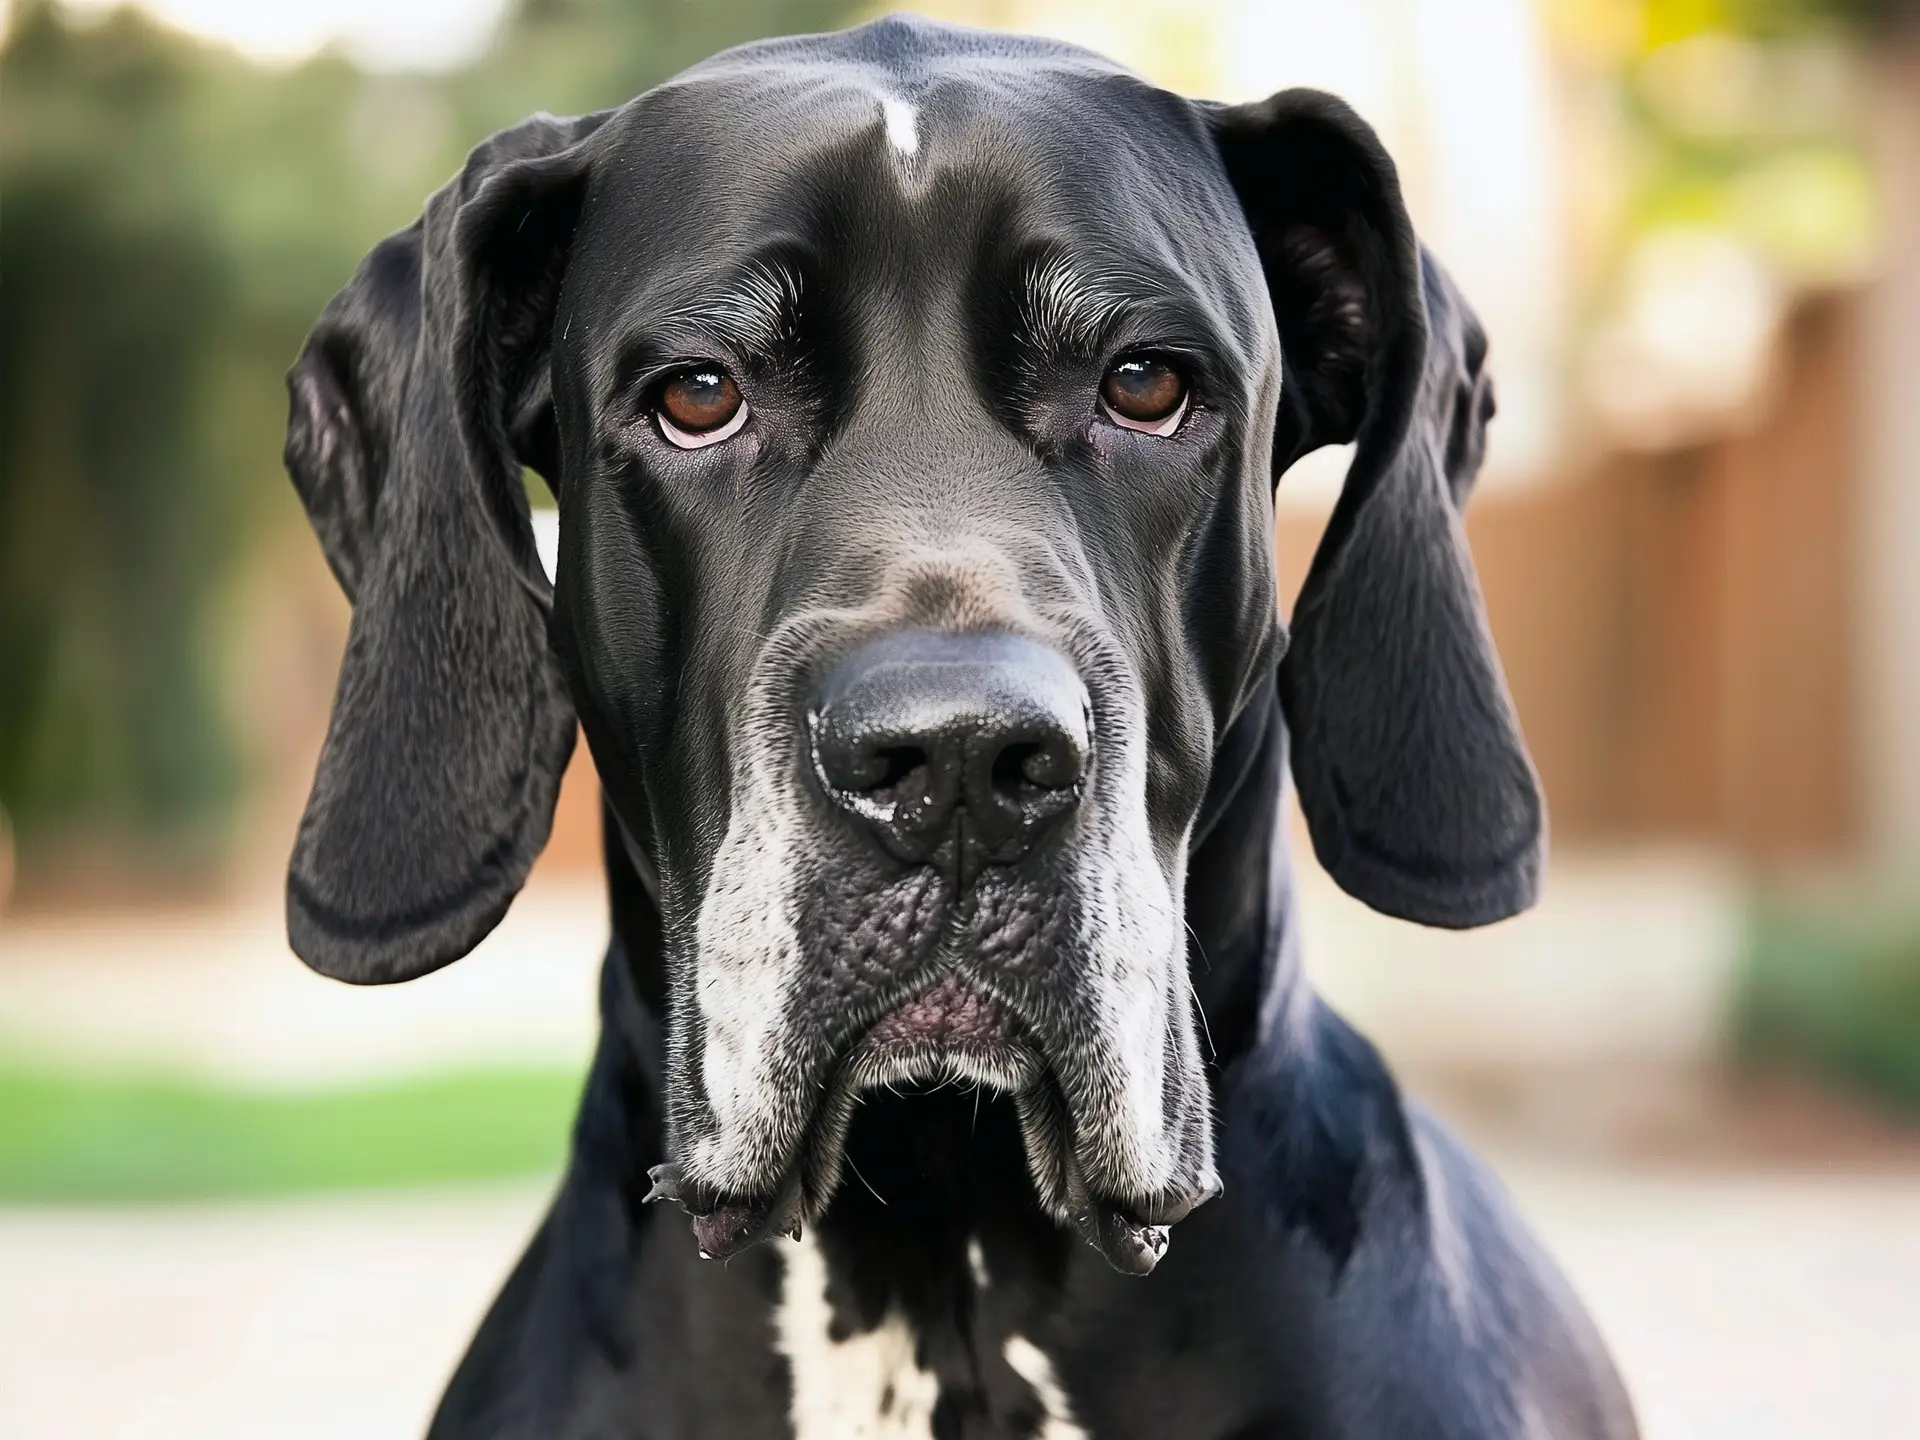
1212,89,1542,929
282,111,608,983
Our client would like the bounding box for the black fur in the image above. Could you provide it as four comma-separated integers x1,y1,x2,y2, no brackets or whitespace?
281,17,1633,1438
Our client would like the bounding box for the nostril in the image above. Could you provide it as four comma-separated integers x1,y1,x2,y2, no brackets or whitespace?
990,739,1082,796
992,741,1042,796
815,731,930,799
865,745,928,798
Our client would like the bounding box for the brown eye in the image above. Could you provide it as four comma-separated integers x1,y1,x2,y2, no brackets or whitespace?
1099,356,1188,435
657,366,747,448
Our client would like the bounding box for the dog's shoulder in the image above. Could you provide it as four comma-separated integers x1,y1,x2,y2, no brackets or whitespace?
1214,1005,1639,1438
1395,1107,1642,1440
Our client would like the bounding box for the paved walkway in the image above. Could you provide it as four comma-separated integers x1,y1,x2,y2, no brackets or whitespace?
0,1185,543,1440
1501,1162,1920,1439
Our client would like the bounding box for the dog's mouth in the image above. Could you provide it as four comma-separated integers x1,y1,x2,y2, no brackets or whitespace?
857,970,1018,1054
647,972,1211,1275
839,971,1042,1098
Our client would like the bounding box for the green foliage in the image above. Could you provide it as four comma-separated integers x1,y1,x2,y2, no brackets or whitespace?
0,5,392,874
1734,889,1920,1113
0,0,856,884
4,8,247,864
0,1058,585,1201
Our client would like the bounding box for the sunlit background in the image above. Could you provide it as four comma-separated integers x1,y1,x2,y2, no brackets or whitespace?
3,1,1917,1435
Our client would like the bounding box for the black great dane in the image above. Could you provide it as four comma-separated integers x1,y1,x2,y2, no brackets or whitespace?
281,16,1639,1439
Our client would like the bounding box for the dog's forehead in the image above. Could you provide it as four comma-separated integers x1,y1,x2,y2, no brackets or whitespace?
664,17,1178,167
570,31,1235,300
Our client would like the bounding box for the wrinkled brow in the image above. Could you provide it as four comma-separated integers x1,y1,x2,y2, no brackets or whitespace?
650,260,805,357
1018,253,1133,357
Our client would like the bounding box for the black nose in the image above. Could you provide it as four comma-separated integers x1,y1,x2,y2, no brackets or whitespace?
809,631,1090,878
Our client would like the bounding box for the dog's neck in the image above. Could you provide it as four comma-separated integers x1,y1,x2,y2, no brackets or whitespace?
1183,673,1301,1067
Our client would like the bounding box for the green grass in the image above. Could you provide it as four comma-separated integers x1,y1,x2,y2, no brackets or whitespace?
0,1061,585,1203
1734,891,1920,1115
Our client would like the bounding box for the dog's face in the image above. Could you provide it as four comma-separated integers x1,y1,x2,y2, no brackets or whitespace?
551,45,1288,1271
281,20,1539,1275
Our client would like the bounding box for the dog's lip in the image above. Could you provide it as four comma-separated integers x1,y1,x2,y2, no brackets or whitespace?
847,979,1225,1273
645,974,1025,1262
854,970,1021,1055
644,1163,802,1260
652,973,1221,1274
643,1160,1220,1274
1067,1176,1222,1275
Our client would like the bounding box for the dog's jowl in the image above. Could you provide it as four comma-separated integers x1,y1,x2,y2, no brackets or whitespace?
280,16,1639,1439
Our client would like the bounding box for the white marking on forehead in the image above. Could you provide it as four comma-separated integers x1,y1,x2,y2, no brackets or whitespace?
1003,1336,1091,1440
776,1234,938,1438
878,91,919,157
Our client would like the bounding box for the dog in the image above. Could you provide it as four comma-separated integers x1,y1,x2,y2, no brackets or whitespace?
281,16,1638,1438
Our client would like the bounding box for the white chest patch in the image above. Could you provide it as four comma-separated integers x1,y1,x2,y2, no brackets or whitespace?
1003,1335,1091,1440
775,1233,938,1438
773,1234,1090,1440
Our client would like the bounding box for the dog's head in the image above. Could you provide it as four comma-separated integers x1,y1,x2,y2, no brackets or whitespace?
282,18,1537,1275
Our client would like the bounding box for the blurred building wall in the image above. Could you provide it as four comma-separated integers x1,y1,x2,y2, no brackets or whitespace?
1858,28,1920,867
1275,291,1862,861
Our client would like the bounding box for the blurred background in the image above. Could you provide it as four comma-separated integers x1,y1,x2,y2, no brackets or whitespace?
2,0,1917,1434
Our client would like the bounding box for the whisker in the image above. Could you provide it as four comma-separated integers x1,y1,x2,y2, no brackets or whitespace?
1184,918,1212,974
846,1156,889,1207
1185,970,1218,1063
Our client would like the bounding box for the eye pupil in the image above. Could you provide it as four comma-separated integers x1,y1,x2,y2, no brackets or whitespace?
1101,357,1185,424
659,368,743,433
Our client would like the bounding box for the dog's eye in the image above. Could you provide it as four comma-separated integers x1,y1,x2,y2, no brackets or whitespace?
1099,356,1188,436
656,366,748,448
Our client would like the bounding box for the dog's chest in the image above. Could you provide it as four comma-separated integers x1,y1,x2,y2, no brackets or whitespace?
773,1233,1087,1440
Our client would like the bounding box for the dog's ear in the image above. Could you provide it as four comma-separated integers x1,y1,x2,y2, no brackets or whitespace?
1211,89,1542,929
282,111,608,983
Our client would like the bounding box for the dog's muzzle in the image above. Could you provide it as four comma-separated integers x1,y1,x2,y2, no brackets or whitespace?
646,960,1209,1274
655,626,1215,1276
